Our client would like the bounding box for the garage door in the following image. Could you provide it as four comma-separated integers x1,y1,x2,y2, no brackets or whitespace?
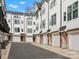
52,34,60,47
36,36,40,43
43,35,48,44
13,36,20,42
26,37,33,42
69,33,79,51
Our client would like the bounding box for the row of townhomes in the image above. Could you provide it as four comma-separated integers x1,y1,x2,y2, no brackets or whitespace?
5,0,79,52
6,11,34,42
0,0,10,58
33,0,79,51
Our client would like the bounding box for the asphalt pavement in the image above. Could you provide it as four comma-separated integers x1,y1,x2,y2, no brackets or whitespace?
8,43,71,59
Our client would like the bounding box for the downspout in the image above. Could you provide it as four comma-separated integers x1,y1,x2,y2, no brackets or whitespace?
24,13,25,34
11,13,12,33
47,0,49,31
40,10,42,32
47,0,50,45
60,0,62,47
40,7,43,44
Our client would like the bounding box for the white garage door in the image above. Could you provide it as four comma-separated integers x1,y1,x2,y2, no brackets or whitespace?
52,34,60,47
13,36,20,42
43,35,48,44
36,36,40,43
26,37,33,42
69,33,79,51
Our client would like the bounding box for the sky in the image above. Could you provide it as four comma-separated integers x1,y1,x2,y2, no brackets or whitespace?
5,0,42,12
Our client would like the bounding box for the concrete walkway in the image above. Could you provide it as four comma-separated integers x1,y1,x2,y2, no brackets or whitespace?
1,43,11,59
8,42,70,59
32,43,79,59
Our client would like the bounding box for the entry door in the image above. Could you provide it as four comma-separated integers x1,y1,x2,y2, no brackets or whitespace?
21,36,24,41
48,34,52,45
21,35,25,42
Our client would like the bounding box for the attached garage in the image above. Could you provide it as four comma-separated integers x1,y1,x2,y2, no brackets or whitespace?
36,35,40,44
13,35,20,42
26,36,33,42
52,34,60,47
69,31,79,51
43,34,48,44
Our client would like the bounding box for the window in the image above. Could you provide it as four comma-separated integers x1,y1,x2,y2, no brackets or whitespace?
34,29,35,33
15,19,20,24
50,13,56,26
21,28,23,32
73,1,78,19
36,24,39,30
64,12,66,21
27,16,33,20
8,19,10,23
40,22,42,29
21,21,23,24
42,19,46,28
67,5,72,21
67,1,78,21
41,9,46,15
27,28,32,33
36,12,39,19
27,21,32,25
15,28,20,32
14,15,18,18
34,22,35,25
50,0,56,9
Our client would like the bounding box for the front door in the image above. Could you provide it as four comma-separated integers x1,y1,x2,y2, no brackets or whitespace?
48,34,52,45
21,36,24,42
20,35,25,42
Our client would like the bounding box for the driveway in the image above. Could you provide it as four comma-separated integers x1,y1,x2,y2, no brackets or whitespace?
8,43,70,59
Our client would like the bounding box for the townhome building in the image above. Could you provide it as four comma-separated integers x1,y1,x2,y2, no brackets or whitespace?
61,0,79,51
6,11,34,42
34,0,79,51
25,14,34,42
34,0,61,45
6,11,25,42
6,0,79,51
34,3,42,44
34,0,60,45
48,0,61,47
40,0,49,45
